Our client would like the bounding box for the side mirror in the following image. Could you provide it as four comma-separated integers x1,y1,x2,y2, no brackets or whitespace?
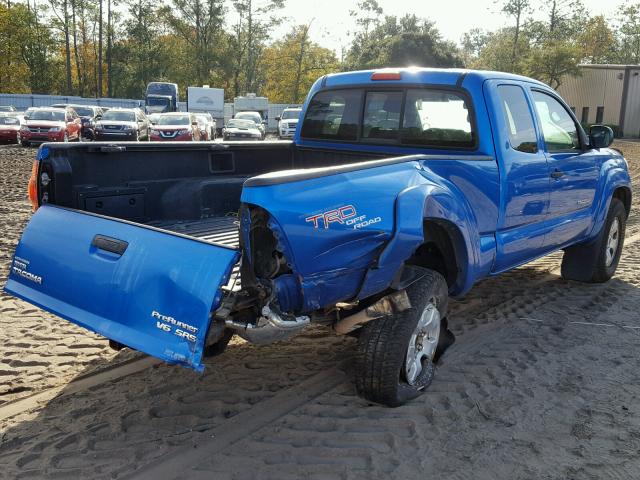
590,125,614,149
275,116,281,121
95,115,102,120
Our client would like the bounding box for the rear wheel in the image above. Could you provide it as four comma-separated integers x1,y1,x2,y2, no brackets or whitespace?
561,198,626,283
355,270,452,407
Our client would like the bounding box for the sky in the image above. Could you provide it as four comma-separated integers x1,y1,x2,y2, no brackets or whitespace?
266,0,628,55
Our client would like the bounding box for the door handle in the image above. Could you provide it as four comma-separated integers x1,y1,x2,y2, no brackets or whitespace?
91,235,129,256
550,169,565,179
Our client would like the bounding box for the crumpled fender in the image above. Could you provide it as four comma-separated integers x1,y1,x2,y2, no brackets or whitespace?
357,167,481,299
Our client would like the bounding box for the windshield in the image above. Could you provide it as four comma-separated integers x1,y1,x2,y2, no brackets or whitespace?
0,106,14,112
157,115,191,126
101,111,136,122
147,97,170,106
235,112,261,123
196,114,209,123
227,119,254,129
281,109,301,120
0,116,19,125
72,106,94,117
30,110,66,122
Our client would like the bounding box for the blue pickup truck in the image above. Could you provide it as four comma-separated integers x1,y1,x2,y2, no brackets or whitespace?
6,68,631,406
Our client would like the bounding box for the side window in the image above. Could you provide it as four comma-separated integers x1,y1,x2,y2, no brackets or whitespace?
362,91,402,141
301,89,362,141
496,85,538,154
532,91,581,152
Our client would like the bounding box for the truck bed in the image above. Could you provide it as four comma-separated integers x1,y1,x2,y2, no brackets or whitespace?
150,216,241,290
151,216,240,247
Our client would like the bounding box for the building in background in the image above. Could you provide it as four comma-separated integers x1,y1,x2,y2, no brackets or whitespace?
558,64,640,138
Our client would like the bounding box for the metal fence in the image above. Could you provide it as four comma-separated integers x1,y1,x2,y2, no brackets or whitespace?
0,93,144,110
0,94,302,132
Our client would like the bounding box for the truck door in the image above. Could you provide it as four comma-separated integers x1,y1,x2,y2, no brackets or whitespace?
485,81,551,272
529,89,599,248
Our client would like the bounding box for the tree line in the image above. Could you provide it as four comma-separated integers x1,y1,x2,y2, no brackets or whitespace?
1,0,640,102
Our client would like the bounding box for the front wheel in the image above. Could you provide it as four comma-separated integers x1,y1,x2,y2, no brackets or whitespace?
561,198,626,283
354,269,452,407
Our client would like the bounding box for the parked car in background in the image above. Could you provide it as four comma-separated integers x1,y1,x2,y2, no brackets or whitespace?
94,108,150,141
19,107,81,146
68,105,103,140
150,113,200,141
0,106,16,113
0,114,22,143
222,118,263,141
23,107,38,119
234,111,265,139
195,113,216,140
276,107,302,139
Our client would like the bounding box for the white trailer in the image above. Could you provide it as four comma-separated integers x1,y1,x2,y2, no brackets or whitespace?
187,86,225,132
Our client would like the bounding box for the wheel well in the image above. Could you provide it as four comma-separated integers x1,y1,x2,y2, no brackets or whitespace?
613,187,631,218
407,220,463,288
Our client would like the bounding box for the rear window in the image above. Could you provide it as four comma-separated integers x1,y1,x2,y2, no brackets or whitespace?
301,88,474,148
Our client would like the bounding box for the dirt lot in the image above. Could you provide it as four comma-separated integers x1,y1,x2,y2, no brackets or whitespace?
0,143,639,479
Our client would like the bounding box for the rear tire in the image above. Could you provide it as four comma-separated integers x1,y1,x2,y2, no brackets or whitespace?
355,270,451,407
561,198,626,283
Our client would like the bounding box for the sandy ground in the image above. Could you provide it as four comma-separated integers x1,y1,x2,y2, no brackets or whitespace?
0,142,638,479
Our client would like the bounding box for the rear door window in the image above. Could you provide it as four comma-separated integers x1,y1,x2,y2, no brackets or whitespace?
362,91,403,142
400,89,474,147
300,89,362,141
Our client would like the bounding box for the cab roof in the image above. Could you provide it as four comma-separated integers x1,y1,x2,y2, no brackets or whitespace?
320,68,548,89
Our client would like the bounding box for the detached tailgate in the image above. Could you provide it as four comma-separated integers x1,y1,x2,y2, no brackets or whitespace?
4,206,239,372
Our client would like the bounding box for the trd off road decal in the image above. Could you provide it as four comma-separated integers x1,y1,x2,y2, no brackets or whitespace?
11,257,43,285
305,205,382,230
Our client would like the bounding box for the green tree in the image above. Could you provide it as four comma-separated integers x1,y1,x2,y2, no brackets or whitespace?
461,28,490,67
347,14,463,69
578,15,615,64
615,2,640,64
261,23,338,103
499,0,531,69
161,0,225,86
120,0,169,98
229,0,285,96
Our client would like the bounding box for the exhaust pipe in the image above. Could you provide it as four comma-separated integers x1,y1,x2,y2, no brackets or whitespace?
334,290,411,335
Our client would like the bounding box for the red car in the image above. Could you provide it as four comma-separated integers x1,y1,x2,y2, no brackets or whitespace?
150,113,201,141
0,114,22,143
20,107,82,146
